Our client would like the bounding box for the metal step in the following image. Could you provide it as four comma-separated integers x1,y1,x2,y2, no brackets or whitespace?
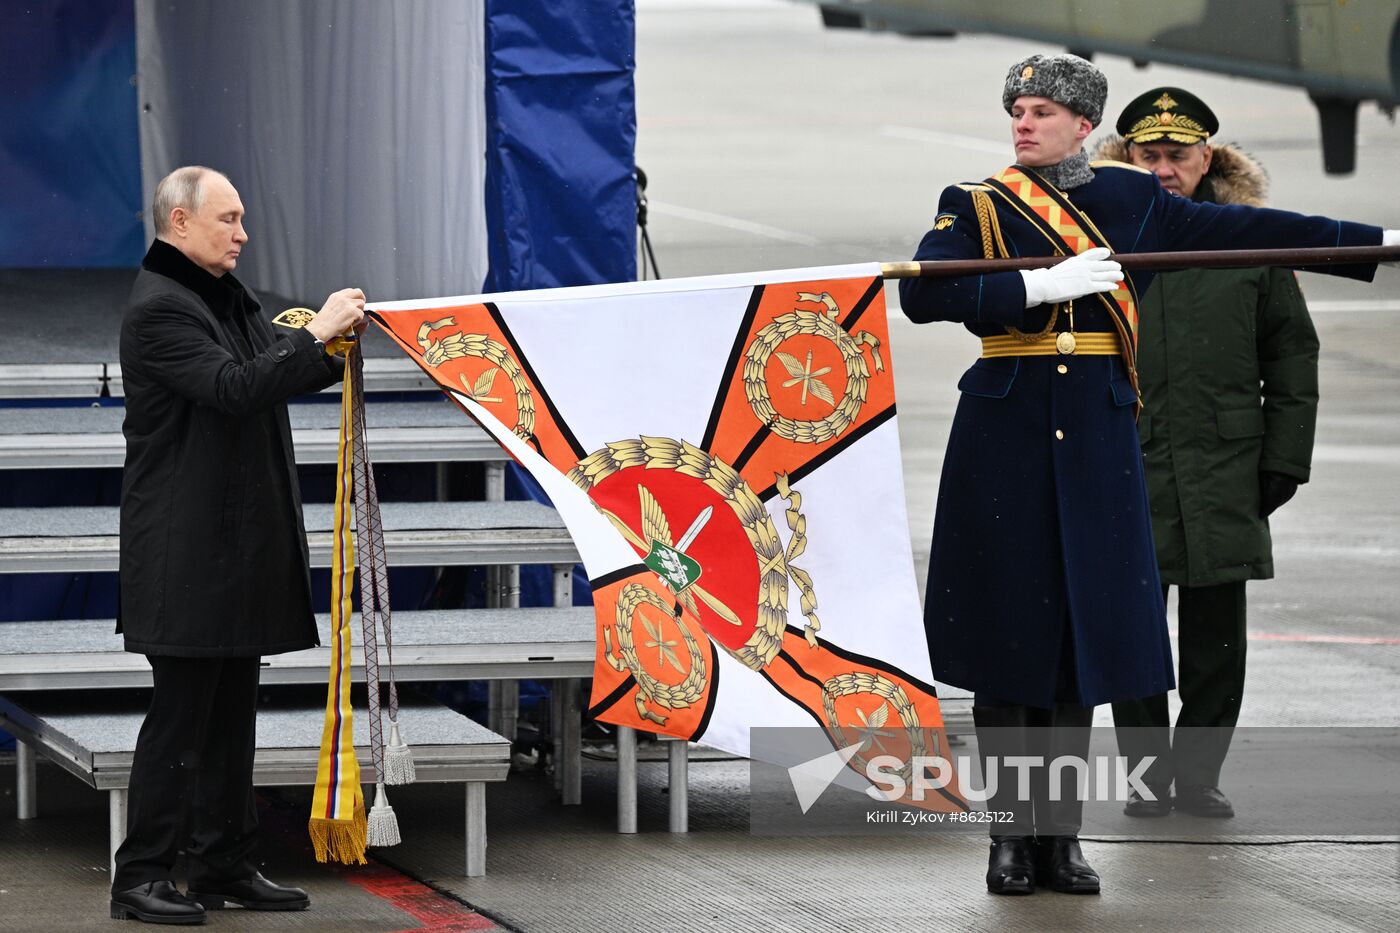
0,501,578,573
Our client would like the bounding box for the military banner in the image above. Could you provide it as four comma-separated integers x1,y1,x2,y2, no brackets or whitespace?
369,265,964,811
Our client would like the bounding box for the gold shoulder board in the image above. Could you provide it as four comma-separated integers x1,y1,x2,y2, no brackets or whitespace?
1090,159,1152,174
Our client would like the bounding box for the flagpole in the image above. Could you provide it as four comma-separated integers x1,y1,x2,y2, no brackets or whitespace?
880,244,1400,279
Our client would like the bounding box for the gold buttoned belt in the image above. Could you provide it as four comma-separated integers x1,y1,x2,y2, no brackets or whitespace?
980,332,1120,358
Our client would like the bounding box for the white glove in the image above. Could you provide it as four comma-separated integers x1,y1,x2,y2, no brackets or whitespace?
1384,229,1399,267
1019,247,1123,308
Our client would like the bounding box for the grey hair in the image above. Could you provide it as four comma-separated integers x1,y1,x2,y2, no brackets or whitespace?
151,166,228,236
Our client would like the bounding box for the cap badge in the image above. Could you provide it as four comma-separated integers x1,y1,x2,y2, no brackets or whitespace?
1021,65,1034,79
1153,92,1178,111
1160,112,1175,124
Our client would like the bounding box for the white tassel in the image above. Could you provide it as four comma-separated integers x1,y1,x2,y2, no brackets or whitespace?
366,783,402,848
383,718,416,785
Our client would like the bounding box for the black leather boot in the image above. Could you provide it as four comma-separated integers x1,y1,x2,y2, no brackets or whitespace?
1123,783,1173,817
110,880,207,925
187,873,309,911
986,835,1036,895
973,704,1036,894
1175,784,1235,818
1033,703,1100,894
1035,834,1101,894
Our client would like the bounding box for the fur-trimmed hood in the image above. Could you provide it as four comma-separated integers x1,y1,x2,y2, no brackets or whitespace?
1092,135,1268,206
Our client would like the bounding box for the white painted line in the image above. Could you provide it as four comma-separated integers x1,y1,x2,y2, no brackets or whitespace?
1274,543,1400,559
1168,628,1400,646
880,125,1010,156
1311,444,1400,465
639,0,785,10
1305,300,1400,313
648,201,820,246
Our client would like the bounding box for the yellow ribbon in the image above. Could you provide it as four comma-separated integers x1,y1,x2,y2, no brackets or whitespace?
307,340,367,864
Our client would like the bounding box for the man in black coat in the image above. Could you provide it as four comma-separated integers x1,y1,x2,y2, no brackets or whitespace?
111,165,365,925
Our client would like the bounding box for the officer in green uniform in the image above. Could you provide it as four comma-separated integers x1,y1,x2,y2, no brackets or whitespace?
1096,88,1318,819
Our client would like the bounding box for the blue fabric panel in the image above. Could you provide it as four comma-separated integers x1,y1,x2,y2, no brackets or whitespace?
482,0,637,290
482,2,637,610
0,0,143,267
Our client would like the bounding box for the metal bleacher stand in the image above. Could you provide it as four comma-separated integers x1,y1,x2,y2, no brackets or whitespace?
0,351,686,874
0,690,512,877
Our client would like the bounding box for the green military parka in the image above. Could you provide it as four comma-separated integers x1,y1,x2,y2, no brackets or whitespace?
1094,138,1319,587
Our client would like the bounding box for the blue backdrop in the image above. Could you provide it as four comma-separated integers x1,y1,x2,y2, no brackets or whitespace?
483,0,637,290
0,0,143,267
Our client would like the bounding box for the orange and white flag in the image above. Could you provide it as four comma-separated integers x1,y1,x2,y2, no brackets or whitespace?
370,265,963,811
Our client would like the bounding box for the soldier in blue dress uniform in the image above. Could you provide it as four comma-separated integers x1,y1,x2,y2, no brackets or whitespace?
899,53,1395,896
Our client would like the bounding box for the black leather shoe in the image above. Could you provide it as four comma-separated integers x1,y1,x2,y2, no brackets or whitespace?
188,873,310,911
985,835,1036,895
1123,784,1173,817
110,880,207,925
1035,835,1100,894
1175,784,1235,818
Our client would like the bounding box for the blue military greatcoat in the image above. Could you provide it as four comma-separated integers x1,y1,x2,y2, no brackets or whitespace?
900,162,1380,708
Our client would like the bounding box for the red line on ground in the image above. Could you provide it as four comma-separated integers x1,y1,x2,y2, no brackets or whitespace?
1247,631,1400,645
339,863,501,931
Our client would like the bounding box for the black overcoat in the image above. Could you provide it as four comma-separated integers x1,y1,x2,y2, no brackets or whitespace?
118,240,342,657
899,162,1380,708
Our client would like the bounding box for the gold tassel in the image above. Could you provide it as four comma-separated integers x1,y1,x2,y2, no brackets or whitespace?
308,802,368,865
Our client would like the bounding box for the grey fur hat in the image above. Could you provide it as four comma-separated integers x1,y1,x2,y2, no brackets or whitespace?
1002,54,1108,127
